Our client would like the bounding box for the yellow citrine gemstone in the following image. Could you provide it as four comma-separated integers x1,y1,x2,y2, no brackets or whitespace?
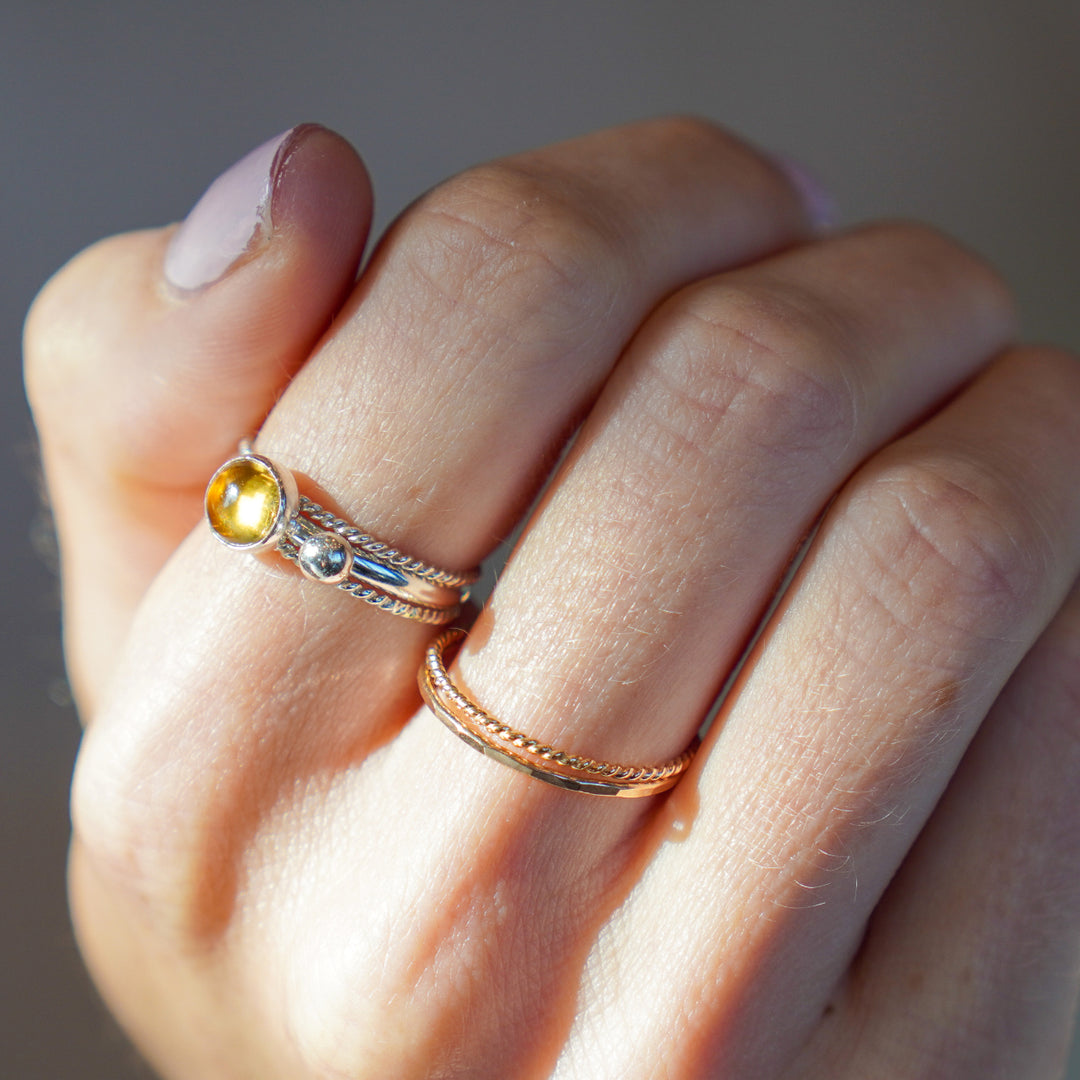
205,458,283,546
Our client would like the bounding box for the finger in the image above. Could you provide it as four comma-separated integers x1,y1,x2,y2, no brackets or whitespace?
808,579,1080,1079
241,223,1016,1076
567,347,1080,1079
24,124,372,708
62,118,806,718
255,116,816,574
73,114,818,888
443,221,1014,773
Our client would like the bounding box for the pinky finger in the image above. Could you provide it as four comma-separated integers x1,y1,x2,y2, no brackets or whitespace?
810,577,1080,1080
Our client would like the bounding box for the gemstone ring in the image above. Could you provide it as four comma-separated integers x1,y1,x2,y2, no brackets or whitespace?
205,444,478,624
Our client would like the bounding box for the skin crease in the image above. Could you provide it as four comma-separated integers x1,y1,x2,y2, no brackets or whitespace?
23,118,1080,1079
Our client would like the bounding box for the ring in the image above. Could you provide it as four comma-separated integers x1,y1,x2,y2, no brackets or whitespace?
419,630,698,797
205,445,478,623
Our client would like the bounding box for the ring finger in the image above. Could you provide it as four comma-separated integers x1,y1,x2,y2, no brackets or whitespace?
562,345,1080,1078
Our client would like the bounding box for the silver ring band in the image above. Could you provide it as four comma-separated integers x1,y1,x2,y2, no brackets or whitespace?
205,448,478,623
288,497,473,608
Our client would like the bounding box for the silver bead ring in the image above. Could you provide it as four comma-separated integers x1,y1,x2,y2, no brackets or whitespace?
204,444,478,624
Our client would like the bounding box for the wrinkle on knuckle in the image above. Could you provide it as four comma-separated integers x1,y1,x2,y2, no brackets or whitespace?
850,454,1047,647
401,163,627,355
643,282,863,471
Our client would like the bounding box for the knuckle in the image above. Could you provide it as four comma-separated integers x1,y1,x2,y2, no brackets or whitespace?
72,757,237,950
851,452,1047,643
69,644,248,944
645,280,863,469
636,113,741,155
1001,342,1080,395
70,725,175,923
24,233,130,407
849,219,1014,321
401,161,627,342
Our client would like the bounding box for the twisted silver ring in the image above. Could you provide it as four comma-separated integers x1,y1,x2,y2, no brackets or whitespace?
205,445,477,623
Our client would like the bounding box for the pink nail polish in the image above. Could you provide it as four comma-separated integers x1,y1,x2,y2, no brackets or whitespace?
164,126,311,291
772,155,837,232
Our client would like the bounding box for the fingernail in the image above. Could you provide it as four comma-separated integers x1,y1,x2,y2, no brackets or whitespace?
164,125,316,291
772,155,837,232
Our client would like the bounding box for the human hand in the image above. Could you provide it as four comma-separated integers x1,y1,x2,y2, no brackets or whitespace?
25,119,1080,1078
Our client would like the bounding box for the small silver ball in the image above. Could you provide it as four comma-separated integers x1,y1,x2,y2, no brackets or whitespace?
297,532,353,584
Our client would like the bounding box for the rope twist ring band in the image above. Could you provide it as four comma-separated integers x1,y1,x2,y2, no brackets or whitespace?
419,629,698,797
205,446,478,623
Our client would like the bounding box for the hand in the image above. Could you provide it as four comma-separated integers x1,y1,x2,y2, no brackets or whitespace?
25,118,1080,1079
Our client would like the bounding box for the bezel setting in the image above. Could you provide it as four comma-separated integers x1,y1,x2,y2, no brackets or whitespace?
204,453,299,552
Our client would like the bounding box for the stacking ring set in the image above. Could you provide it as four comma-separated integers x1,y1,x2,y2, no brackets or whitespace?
206,446,696,797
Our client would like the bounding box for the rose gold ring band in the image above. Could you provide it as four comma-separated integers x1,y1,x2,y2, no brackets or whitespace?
419,630,697,797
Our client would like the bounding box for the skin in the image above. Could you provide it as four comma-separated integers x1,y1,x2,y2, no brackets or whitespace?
23,118,1080,1079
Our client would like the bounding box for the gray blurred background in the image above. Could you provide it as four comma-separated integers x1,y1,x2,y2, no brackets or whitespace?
2,2,1079,1076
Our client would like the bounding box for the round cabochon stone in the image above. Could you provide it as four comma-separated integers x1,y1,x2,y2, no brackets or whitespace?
206,457,283,546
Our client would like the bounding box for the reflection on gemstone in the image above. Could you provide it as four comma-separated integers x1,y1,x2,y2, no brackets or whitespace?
206,458,283,546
